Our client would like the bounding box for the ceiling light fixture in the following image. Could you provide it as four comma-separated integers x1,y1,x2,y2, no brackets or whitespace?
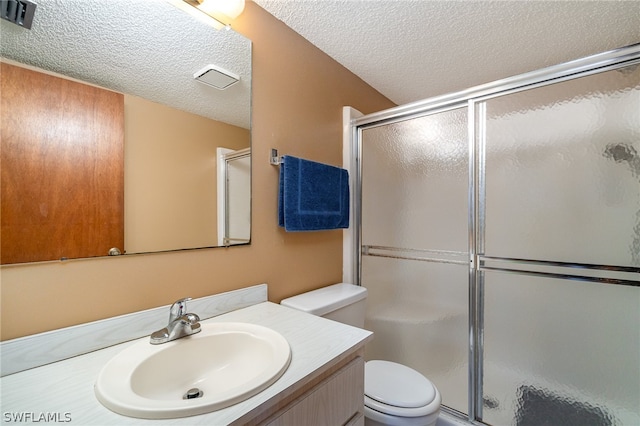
166,0,245,30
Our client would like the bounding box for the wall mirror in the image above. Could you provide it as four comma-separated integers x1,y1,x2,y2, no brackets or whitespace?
0,0,252,265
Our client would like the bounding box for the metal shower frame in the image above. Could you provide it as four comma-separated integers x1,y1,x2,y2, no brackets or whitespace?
350,43,640,424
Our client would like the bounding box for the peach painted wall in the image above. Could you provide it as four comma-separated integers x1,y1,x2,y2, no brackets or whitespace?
0,2,395,340
124,95,250,253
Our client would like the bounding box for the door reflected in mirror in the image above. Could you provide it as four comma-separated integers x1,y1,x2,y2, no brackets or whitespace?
0,0,251,264
217,148,251,247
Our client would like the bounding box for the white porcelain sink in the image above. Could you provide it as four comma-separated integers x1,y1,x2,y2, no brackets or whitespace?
95,322,291,419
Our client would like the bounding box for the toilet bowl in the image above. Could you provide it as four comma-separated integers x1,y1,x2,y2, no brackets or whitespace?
364,360,441,426
281,283,442,426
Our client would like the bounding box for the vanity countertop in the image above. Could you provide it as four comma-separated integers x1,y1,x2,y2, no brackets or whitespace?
0,302,372,425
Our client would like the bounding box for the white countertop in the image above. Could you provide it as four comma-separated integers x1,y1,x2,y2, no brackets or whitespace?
0,302,372,425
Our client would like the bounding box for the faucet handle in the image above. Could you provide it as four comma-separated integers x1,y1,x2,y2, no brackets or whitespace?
169,297,192,322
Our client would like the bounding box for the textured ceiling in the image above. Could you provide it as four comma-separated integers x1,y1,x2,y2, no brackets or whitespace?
255,0,640,106
2,1,638,125
0,0,252,129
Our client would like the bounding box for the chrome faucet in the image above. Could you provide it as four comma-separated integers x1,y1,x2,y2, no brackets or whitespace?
150,297,201,344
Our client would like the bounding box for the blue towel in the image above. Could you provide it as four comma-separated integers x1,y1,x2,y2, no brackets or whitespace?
278,155,349,231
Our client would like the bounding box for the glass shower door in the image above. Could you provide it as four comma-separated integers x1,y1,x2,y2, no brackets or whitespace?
357,48,640,425
478,63,640,425
360,106,470,414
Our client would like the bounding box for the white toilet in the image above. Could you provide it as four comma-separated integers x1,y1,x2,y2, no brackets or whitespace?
281,283,441,426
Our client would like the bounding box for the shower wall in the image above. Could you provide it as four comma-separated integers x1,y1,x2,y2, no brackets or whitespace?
358,55,640,425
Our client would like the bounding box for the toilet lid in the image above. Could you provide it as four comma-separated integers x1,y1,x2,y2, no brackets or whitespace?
365,360,437,408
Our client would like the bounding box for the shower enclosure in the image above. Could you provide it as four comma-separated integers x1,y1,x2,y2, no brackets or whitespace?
351,45,640,425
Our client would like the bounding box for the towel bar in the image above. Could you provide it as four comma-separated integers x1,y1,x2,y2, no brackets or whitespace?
270,148,284,165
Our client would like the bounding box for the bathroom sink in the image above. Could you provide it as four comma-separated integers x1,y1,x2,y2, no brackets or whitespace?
95,322,291,419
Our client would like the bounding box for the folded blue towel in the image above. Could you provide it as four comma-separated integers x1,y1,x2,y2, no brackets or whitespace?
278,155,349,231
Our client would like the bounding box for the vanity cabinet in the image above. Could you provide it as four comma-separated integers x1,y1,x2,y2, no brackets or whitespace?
266,356,365,426
233,349,366,426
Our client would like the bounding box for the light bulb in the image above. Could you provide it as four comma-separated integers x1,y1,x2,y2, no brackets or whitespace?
197,0,245,24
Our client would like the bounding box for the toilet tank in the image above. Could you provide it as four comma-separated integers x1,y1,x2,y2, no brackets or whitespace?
280,283,368,328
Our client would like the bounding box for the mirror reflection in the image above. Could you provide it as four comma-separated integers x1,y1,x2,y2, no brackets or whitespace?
0,0,252,265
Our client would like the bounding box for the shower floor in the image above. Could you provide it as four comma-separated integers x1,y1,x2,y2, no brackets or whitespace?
435,361,640,426
436,411,471,426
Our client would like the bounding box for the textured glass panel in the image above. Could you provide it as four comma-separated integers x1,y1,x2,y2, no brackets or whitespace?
483,64,640,267
362,107,468,252
482,271,640,426
362,256,468,414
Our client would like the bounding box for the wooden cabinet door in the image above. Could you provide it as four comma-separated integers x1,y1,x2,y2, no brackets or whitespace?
266,357,365,426
1,63,124,264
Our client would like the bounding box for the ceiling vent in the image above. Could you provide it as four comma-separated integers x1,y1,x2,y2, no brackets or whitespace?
1,0,36,29
194,64,240,90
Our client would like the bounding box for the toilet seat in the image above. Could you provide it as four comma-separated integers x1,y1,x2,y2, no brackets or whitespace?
364,360,440,418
